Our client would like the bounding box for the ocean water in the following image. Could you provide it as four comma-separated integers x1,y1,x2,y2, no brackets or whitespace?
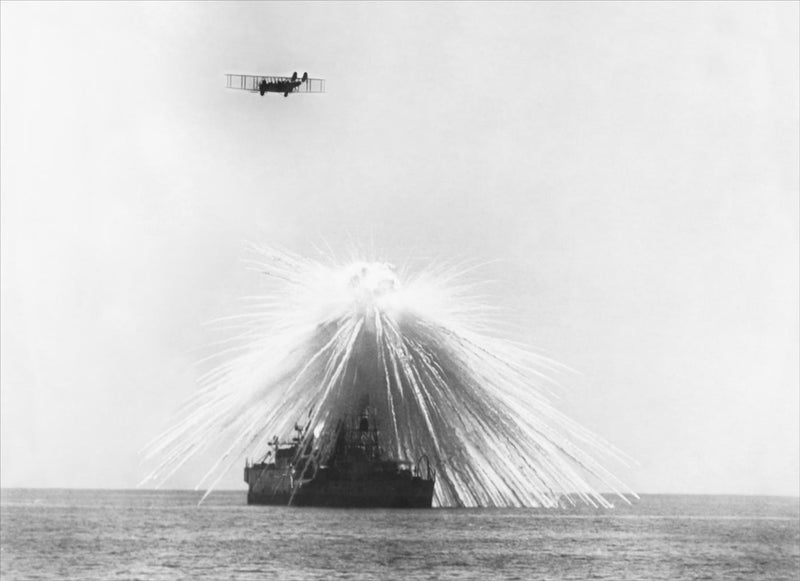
1,490,798,580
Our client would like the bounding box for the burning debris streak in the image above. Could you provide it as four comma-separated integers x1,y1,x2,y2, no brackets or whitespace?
142,246,636,507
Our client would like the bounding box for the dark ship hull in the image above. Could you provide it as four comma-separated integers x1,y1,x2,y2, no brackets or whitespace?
245,466,435,508
244,413,436,508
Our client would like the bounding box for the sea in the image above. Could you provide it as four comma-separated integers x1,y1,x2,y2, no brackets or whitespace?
1,489,798,580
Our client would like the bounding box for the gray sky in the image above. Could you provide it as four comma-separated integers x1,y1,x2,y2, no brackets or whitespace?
2,2,798,496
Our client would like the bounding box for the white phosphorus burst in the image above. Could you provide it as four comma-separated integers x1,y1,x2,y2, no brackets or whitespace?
142,246,637,507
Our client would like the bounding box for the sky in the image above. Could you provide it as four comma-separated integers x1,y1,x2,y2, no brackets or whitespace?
1,2,798,496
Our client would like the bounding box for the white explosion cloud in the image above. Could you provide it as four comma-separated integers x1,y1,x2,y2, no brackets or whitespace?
142,246,636,507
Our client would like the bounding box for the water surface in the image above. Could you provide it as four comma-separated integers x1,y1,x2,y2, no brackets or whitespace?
1,489,798,580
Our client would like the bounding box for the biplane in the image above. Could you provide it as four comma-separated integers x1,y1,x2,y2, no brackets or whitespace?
225,72,326,98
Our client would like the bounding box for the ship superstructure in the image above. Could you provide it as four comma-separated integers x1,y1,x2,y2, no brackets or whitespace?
244,411,435,508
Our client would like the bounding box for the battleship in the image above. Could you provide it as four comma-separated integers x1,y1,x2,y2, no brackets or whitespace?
244,411,436,508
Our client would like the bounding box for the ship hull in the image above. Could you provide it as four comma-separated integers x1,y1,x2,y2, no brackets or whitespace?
247,479,435,508
245,465,435,508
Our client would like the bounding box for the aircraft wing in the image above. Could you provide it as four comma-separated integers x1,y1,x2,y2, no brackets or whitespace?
225,74,326,93
293,78,326,93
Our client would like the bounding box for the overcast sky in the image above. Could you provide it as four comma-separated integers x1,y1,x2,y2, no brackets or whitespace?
1,2,798,496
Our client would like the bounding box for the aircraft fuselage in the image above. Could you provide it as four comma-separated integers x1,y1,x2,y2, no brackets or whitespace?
260,80,302,97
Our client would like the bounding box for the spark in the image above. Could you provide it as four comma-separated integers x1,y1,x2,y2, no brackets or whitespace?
142,246,636,507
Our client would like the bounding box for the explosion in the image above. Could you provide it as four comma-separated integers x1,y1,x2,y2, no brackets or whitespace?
142,247,635,507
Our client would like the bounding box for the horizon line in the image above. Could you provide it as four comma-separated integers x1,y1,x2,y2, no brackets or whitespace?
1,487,798,500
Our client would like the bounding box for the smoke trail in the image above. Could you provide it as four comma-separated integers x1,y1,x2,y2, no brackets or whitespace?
142,246,636,507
